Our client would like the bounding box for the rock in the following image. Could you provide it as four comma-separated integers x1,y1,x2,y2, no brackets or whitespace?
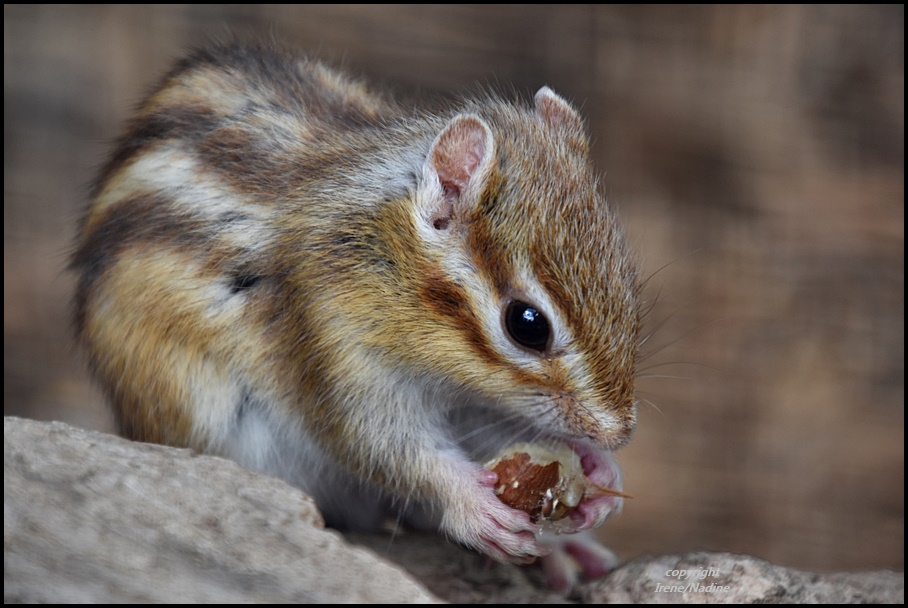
5,417,903,604
581,551,904,604
346,531,572,604
3,417,440,603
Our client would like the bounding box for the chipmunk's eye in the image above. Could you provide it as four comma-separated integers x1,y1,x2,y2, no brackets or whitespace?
505,301,550,352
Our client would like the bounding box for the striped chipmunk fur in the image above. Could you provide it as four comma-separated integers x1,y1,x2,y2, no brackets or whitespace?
72,42,640,590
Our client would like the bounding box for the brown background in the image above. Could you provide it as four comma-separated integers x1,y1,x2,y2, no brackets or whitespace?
4,5,903,574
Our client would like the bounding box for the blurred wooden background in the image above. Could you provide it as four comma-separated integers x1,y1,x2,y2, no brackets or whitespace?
4,5,903,574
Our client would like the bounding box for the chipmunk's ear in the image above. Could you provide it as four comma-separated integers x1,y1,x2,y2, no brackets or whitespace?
421,114,495,231
534,86,583,132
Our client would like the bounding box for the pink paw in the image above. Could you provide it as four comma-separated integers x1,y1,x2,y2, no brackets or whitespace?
441,466,547,564
564,440,625,532
538,530,620,594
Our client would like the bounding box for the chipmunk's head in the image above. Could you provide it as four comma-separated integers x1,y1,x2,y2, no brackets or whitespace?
366,87,640,449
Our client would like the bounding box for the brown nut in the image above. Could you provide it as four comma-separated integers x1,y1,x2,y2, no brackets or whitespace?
485,442,630,524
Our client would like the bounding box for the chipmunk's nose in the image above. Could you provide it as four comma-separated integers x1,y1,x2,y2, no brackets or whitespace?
555,392,636,450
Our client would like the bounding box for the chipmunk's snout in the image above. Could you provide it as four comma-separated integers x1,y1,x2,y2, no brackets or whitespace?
586,406,636,450
550,389,636,451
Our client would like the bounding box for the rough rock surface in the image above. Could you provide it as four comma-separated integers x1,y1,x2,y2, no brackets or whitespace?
581,552,904,604
5,417,904,603
3,417,440,603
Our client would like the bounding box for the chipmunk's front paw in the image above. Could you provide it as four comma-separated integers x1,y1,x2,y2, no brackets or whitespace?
562,441,625,532
537,530,620,594
440,467,547,564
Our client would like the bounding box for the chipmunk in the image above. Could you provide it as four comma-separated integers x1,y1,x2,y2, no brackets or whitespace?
72,42,640,592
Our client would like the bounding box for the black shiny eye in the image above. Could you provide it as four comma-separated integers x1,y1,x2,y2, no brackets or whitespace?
505,301,550,352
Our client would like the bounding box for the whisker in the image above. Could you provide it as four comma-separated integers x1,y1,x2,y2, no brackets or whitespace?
636,360,717,374
454,407,533,443
638,281,664,322
638,316,729,363
638,306,682,350
636,395,665,417
639,248,702,290
452,391,566,458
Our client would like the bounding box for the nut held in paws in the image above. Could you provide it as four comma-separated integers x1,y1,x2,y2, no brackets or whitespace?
485,442,631,524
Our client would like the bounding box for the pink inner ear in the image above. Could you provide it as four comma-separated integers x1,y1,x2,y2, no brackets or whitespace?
432,117,489,199
535,87,581,130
